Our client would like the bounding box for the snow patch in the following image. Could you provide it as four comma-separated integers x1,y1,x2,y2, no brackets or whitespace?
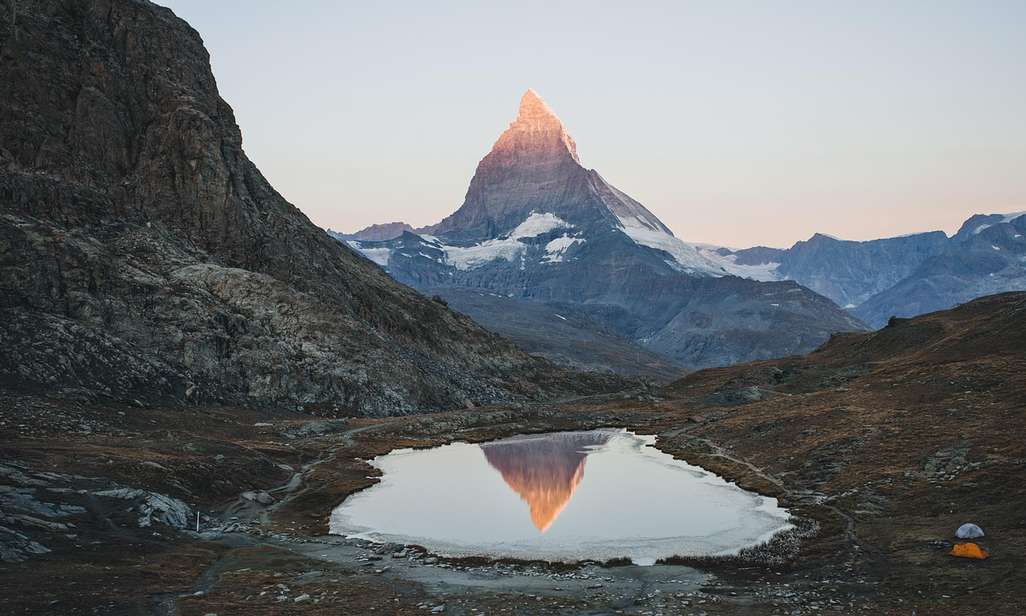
542,234,584,263
508,212,571,239
342,217,584,271
615,214,730,276
346,241,391,267
445,240,526,271
613,213,789,280
445,212,573,270
709,253,783,282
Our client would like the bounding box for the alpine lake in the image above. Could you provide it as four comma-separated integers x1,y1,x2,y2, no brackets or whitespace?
330,429,791,566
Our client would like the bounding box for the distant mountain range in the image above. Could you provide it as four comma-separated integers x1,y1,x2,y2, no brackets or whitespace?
718,210,1026,327
331,90,866,375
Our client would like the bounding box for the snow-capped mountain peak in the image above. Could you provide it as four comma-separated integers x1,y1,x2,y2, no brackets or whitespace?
329,91,868,372
414,90,745,277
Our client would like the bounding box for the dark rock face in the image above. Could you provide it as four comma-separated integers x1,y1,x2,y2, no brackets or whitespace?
0,0,623,414
341,91,867,372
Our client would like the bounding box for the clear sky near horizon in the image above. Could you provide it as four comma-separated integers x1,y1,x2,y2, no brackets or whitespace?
160,1,1026,248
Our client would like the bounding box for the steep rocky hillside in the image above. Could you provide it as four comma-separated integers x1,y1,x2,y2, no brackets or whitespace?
0,0,623,415
651,291,1026,612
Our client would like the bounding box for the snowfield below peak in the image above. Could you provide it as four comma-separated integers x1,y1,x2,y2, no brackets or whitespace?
507,212,572,239
445,212,573,270
346,242,392,267
343,209,785,281
346,212,580,272
615,214,725,276
613,212,780,280
543,234,585,263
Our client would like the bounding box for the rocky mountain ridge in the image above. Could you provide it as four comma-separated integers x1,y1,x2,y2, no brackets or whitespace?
722,211,1026,326
0,0,624,415
331,221,415,242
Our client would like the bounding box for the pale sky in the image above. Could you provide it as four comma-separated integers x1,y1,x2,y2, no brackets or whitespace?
161,1,1026,248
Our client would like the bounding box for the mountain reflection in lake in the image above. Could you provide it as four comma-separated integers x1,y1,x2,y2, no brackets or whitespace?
329,429,791,565
479,431,612,532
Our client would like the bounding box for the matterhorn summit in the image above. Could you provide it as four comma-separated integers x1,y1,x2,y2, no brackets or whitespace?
494,89,581,163
428,89,687,250
336,90,866,373
517,88,560,123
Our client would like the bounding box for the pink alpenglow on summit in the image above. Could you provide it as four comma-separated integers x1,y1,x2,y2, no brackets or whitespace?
499,89,581,163
427,89,674,244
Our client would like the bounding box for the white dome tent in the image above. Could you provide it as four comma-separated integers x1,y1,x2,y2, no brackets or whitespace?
955,523,985,539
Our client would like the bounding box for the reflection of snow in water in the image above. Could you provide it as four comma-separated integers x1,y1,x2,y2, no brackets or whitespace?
330,429,791,565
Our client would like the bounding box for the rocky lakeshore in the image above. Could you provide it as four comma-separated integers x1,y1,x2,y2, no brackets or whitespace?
3,293,1025,615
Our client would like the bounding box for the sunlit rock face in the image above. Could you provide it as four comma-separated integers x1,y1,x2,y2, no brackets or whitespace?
498,89,581,164
480,431,613,532
426,90,669,243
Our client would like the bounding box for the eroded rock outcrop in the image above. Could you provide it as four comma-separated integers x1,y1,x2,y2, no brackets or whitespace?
0,0,623,414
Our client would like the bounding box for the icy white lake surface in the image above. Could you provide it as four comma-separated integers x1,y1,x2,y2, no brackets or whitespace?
329,429,791,565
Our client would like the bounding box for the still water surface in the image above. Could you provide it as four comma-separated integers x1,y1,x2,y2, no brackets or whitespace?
330,429,790,565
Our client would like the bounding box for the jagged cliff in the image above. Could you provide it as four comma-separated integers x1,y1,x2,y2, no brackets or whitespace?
0,0,624,414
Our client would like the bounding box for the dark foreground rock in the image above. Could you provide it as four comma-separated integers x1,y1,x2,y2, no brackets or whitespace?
0,0,625,414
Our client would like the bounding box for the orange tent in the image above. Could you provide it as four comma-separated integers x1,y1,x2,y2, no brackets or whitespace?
949,542,989,560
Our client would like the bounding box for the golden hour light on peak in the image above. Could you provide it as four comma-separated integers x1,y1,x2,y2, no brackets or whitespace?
518,88,555,117
515,88,563,126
